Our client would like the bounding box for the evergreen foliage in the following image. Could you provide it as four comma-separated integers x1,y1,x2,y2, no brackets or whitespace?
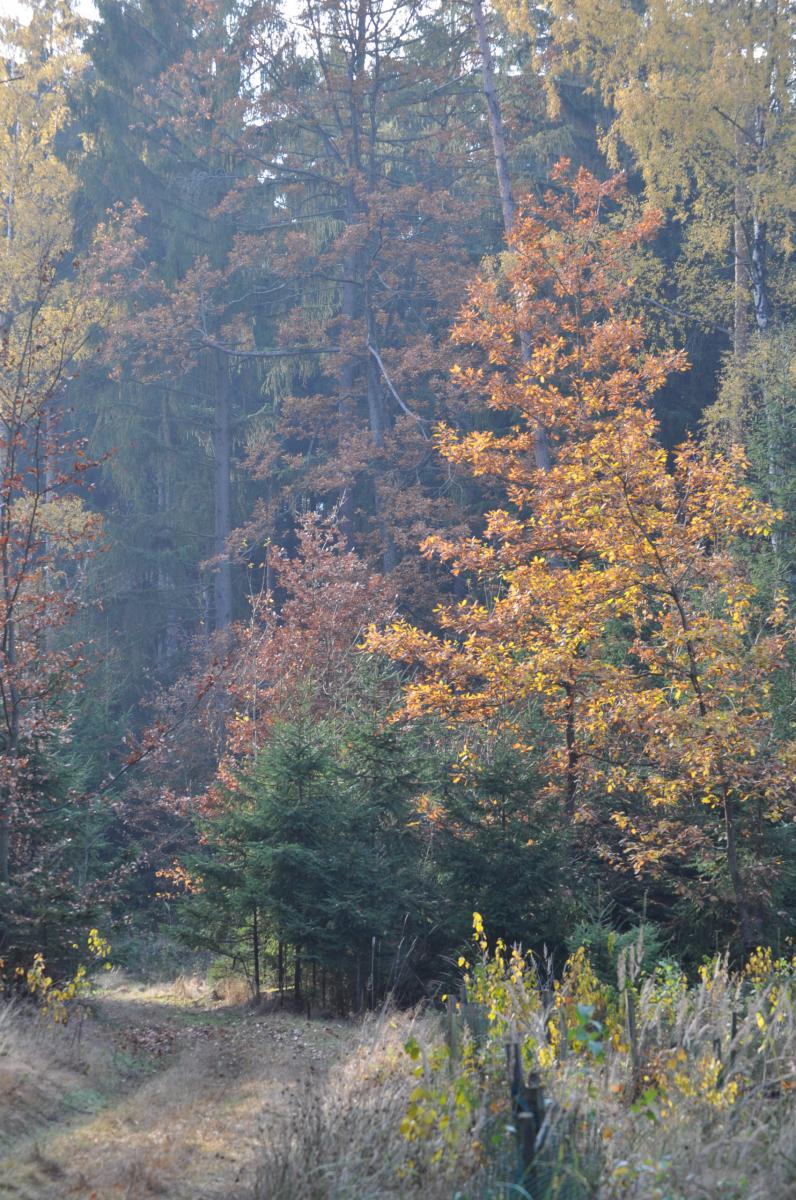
4,0,796,1004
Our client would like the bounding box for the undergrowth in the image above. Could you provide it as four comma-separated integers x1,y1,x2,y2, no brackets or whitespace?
257,920,796,1199
256,1008,463,1199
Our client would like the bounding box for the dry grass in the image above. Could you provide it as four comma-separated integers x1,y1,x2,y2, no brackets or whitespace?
209,972,253,1005
464,952,796,1199
0,976,354,1200
572,959,796,1200
254,954,796,1200
256,1006,460,1200
0,997,111,1157
5,957,795,1199
0,995,121,1200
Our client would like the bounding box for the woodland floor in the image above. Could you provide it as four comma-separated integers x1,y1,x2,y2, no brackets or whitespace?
0,977,354,1200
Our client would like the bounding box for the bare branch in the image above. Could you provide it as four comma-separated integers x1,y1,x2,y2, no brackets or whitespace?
367,342,429,437
201,337,340,360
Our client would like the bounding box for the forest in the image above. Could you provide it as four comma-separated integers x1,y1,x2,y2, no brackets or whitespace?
1,0,796,1197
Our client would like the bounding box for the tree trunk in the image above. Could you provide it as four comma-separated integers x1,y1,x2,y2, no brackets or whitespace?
0,120,16,888
366,343,397,572
277,939,285,1006
157,395,178,664
252,905,261,1002
213,352,233,631
723,789,759,953
369,935,376,1010
338,241,358,544
733,211,749,361
471,0,550,473
294,945,302,1003
750,216,771,335
472,0,515,234
733,126,750,364
0,615,18,886
750,94,772,334
0,797,9,886
564,677,578,817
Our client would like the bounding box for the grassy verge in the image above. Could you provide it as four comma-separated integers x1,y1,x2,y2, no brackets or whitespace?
256,935,796,1199
5,949,796,1199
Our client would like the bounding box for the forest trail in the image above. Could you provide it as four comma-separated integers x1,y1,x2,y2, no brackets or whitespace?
0,979,352,1200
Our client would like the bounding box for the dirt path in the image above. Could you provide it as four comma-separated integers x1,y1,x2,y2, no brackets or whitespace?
0,982,352,1200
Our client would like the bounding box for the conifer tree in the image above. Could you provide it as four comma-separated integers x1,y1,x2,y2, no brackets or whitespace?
183,691,434,1008
74,0,263,732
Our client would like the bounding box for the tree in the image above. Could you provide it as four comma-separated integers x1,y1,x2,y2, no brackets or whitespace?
707,328,796,574
181,691,435,1010
471,0,553,470
71,0,276,751
100,507,396,933
1,1,97,883
543,0,796,350
368,163,795,952
219,509,395,769
71,0,607,752
0,0,124,974
183,0,505,601
425,725,574,959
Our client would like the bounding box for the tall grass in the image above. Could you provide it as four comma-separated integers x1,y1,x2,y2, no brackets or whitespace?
256,1007,467,1199
512,961,796,1199
257,939,796,1199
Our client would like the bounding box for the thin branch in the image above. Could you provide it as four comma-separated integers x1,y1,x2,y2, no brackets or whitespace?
367,342,429,437
201,337,340,360
639,294,732,339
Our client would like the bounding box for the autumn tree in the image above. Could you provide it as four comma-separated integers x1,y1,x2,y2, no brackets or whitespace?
539,0,796,350
368,164,795,952
72,0,604,746
522,0,796,589
0,1,125,973
178,0,515,603
119,511,391,820
216,510,394,770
